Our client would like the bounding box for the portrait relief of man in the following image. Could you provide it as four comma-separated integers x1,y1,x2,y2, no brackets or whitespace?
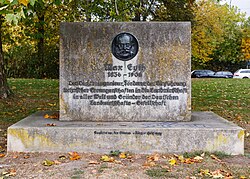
111,33,139,61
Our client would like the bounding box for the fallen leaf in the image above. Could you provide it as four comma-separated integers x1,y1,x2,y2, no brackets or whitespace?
212,173,224,178
161,165,170,169
246,132,249,137
59,155,67,160
162,155,167,159
100,155,114,162
147,153,160,162
114,160,122,164
210,154,221,162
44,114,50,119
69,152,81,160
44,113,59,119
143,161,156,167
91,169,98,174
89,160,100,165
46,123,56,126
193,156,203,162
54,160,61,165
169,158,177,166
100,155,110,162
186,177,197,179
240,176,247,179
178,155,185,163
119,152,127,159
13,155,18,159
126,154,133,159
23,155,30,159
235,115,242,121
2,169,16,177
184,158,194,164
0,154,5,158
199,169,211,176
42,159,55,166
48,103,56,106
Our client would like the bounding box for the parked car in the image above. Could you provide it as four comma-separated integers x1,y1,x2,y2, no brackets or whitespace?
212,71,233,78
191,70,215,78
233,69,250,79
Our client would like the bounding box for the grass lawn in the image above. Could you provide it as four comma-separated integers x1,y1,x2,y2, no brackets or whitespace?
0,78,249,125
192,78,250,123
0,78,59,124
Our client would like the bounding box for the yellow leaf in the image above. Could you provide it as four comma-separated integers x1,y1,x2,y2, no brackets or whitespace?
168,158,177,166
100,155,110,162
178,155,185,163
100,155,114,162
44,114,50,119
48,103,56,106
44,113,59,119
240,176,247,179
59,155,67,160
119,152,127,159
18,0,29,6
42,159,55,166
200,169,210,176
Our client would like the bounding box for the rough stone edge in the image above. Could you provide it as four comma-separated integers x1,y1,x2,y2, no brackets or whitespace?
7,111,244,155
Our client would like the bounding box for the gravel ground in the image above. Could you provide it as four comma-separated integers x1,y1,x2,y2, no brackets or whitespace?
0,151,249,179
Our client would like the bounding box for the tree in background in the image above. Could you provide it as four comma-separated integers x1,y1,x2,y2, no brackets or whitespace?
153,0,195,21
2,0,249,85
3,0,71,78
22,0,64,78
0,0,36,99
191,0,245,71
241,17,250,66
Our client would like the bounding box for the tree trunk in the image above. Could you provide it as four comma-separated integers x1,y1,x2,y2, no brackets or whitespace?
37,12,45,78
0,15,12,99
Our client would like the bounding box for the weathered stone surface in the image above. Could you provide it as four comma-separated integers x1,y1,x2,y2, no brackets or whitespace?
60,22,191,122
7,111,244,155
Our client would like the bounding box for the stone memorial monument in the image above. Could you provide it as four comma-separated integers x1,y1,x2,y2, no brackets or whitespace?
7,22,244,155
60,22,191,122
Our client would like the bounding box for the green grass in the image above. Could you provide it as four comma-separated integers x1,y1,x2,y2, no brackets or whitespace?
145,167,170,177
192,78,250,123
0,78,59,124
0,78,249,126
183,151,229,159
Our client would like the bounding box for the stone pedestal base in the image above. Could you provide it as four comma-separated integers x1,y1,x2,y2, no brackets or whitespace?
7,111,244,155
